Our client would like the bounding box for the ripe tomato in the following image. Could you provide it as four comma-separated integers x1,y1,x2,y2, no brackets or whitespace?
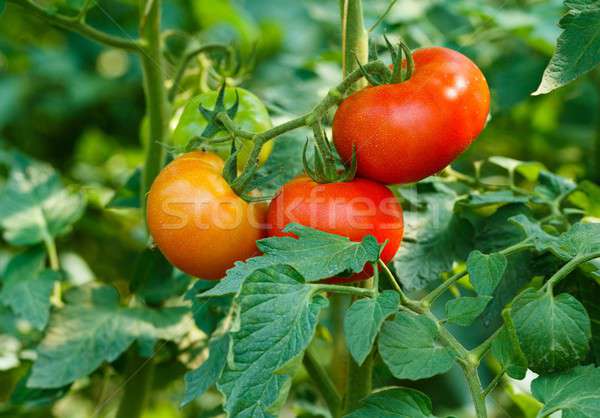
266,177,404,281
146,151,266,279
171,88,273,170
333,47,490,185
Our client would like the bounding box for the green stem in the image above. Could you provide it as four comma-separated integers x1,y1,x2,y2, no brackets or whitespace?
139,0,169,210
303,348,342,418
313,284,375,298
425,311,487,417
344,352,373,413
8,0,142,51
462,364,488,418
340,0,369,87
592,70,600,182
482,370,505,398
422,240,534,306
115,349,155,418
422,270,468,307
545,251,600,294
329,294,350,394
44,236,63,307
471,327,503,362
368,0,398,32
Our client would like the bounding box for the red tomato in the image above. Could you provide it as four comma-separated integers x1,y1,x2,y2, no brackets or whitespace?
146,151,266,279
266,176,404,282
333,47,490,184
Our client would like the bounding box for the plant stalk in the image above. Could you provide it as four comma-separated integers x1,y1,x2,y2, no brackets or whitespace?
340,0,369,87
115,349,155,418
303,347,342,418
139,0,169,211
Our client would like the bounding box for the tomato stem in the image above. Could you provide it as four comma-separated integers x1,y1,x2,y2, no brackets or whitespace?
303,347,343,417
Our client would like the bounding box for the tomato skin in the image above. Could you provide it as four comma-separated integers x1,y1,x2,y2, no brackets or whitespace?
333,47,490,185
146,152,266,279
171,88,273,170
266,177,404,281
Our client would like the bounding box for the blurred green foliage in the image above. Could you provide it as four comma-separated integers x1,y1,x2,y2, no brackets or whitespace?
0,0,599,417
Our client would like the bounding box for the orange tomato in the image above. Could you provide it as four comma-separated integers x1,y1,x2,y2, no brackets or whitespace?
146,151,266,279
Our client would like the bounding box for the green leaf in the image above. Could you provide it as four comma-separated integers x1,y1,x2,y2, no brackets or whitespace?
491,322,528,380
509,215,559,253
570,180,600,217
0,152,85,245
130,248,190,305
395,183,472,290
344,291,400,365
534,2,600,95
487,156,544,181
344,387,438,418
379,311,456,380
472,204,531,253
181,334,230,406
467,251,508,296
445,296,492,326
569,276,600,365
10,370,70,407
534,171,576,202
510,289,591,373
532,365,600,417
462,190,529,208
107,167,141,209
0,248,60,330
28,285,188,388
200,224,380,298
186,280,232,336
556,222,600,259
217,265,328,418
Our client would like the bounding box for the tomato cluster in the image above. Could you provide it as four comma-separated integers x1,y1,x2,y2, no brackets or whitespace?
147,47,489,281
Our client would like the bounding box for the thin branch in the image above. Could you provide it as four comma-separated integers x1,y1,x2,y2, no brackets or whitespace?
368,0,398,32
8,0,143,51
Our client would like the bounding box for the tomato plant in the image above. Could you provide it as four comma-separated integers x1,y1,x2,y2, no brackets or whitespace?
333,46,490,184
147,151,265,279
2,1,600,418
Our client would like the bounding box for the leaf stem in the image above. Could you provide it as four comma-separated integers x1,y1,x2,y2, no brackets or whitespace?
8,0,143,51
313,284,375,298
471,326,503,362
422,240,534,306
368,0,398,32
545,250,600,294
482,370,505,398
303,347,342,417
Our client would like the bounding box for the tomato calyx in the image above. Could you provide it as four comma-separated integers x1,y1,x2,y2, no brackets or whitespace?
356,36,415,86
303,135,357,184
